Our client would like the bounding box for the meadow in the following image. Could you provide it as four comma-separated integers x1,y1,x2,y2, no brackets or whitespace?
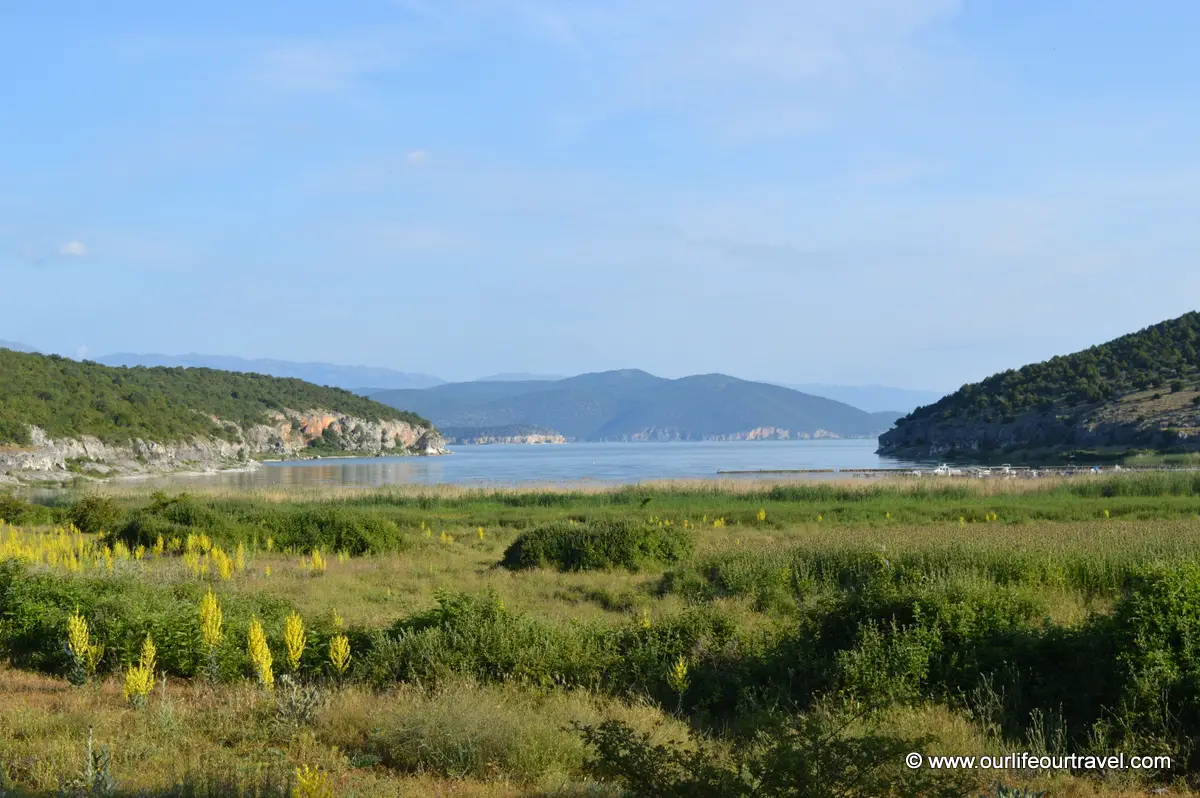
2,474,1200,796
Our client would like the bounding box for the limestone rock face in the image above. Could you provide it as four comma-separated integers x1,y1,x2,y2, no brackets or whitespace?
597,427,851,442
877,405,1200,459
444,432,567,445
410,429,448,455
0,408,443,480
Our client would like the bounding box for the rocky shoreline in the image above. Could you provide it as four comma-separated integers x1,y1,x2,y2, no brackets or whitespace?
0,409,446,483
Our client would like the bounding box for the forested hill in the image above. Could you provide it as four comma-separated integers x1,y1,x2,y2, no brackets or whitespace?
373,370,899,441
0,348,429,446
878,312,1200,459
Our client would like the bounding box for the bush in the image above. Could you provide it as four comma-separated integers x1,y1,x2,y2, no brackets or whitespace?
69,495,125,534
500,519,693,572
0,560,294,680
271,505,406,554
0,494,56,525
1107,565,1200,766
362,591,608,690
576,708,974,798
109,493,409,554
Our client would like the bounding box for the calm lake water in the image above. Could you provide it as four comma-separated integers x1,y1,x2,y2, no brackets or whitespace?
146,440,936,489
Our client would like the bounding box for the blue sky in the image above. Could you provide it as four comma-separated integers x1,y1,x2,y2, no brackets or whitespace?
2,1,1198,390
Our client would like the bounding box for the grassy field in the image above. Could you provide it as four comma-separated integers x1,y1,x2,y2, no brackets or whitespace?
3,474,1200,796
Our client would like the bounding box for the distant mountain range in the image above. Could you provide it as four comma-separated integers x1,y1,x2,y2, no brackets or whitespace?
475,372,569,382
0,340,36,353
95,352,444,391
57,349,941,417
371,370,901,442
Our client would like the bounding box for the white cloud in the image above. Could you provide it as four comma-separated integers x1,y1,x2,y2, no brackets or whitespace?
75,345,89,359
58,241,87,257
406,149,430,166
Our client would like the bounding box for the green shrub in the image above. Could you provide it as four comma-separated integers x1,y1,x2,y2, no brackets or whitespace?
362,591,609,690
0,494,57,525
0,560,293,681
269,505,406,554
1106,564,1200,766
577,708,974,798
500,519,693,572
69,495,125,534
108,494,409,554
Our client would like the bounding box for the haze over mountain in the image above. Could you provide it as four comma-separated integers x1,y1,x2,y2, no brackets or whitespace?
0,341,36,353
779,384,943,415
96,353,444,391
373,370,899,442
880,311,1200,460
475,373,568,383
84,350,935,416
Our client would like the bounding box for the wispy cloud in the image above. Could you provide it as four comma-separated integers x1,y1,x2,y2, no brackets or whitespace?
342,223,473,258
457,0,963,138
705,240,829,270
251,38,404,94
58,240,87,257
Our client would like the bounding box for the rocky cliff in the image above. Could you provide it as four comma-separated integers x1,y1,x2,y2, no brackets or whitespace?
0,409,446,480
443,432,567,445
439,425,566,445
602,427,852,442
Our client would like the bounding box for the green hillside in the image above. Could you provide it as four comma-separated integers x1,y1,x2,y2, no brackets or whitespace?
375,370,896,441
0,349,429,446
879,312,1200,459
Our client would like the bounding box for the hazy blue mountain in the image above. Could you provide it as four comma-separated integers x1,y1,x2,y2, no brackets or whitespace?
780,383,945,414
475,372,568,382
0,340,36,353
96,353,445,391
374,370,895,441
869,411,905,429
371,379,558,422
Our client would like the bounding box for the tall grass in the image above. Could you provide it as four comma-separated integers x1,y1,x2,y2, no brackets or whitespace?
4,475,1200,794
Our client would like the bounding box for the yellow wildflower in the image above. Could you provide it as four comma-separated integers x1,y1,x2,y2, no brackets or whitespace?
247,617,274,690
284,612,306,672
199,589,223,649
292,765,334,798
329,634,351,676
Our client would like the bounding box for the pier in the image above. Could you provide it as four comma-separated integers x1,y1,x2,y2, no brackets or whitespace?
717,464,1200,478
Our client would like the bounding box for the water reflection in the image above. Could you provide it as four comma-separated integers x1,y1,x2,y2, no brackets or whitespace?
143,440,935,490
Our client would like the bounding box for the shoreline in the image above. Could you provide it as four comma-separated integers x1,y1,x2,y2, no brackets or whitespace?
6,449,453,487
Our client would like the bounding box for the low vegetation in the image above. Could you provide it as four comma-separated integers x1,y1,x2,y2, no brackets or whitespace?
1,474,1200,795
500,518,693,572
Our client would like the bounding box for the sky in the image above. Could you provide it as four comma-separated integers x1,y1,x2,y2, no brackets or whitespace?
2,1,1199,391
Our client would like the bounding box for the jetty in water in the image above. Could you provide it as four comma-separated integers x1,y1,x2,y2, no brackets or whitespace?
717,464,1200,479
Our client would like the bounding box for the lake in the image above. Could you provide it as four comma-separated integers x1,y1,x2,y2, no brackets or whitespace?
145,439,937,489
